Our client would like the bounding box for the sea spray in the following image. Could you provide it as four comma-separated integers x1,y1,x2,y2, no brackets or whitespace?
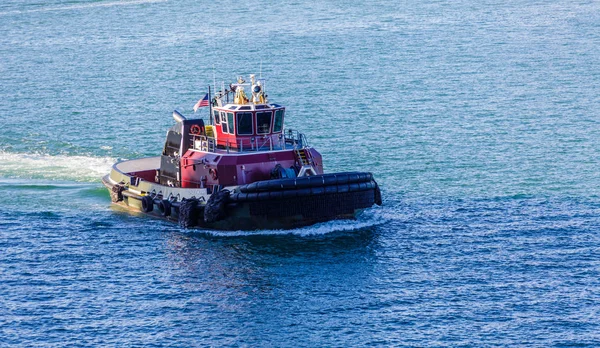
0,151,116,183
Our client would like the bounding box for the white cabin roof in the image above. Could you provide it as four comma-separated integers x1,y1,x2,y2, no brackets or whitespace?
219,104,283,111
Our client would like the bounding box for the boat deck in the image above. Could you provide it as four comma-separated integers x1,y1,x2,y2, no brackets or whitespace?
114,156,160,174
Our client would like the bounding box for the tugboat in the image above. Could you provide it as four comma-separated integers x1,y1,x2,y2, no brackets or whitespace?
102,74,382,230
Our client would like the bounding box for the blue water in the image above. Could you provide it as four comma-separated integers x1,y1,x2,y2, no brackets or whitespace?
1,0,600,345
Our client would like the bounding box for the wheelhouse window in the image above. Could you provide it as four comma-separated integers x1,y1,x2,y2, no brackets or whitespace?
273,109,284,132
220,111,228,133
213,109,220,125
237,112,253,135
256,111,272,134
227,112,235,134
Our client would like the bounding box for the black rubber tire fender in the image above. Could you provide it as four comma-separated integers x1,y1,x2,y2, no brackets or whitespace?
238,172,374,193
178,199,199,228
110,184,125,203
141,195,154,213
158,199,172,217
204,189,230,223
374,181,382,206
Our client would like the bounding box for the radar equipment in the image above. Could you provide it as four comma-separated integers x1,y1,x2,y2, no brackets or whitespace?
250,74,266,104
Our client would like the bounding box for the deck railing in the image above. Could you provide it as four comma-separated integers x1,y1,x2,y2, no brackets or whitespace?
189,129,308,153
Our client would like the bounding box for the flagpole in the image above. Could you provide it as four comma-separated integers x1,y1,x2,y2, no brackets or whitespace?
208,85,212,125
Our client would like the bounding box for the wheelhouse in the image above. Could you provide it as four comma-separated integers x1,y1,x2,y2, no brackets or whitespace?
212,103,285,150
195,74,287,151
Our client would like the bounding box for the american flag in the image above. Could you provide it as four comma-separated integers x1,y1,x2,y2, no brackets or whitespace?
193,93,210,112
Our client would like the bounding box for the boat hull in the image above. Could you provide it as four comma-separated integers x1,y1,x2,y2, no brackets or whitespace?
102,161,381,230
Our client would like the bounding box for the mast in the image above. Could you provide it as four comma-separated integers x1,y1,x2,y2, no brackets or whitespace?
208,85,212,125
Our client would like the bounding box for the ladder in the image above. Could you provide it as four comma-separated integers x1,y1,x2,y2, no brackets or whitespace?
294,148,311,166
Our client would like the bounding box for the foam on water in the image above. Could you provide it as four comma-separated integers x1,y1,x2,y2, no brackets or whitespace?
0,151,115,183
0,180,91,190
2,0,600,345
195,208,390,238
0,0,167,16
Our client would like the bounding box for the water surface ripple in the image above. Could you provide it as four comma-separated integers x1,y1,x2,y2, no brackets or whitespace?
1,0,599,345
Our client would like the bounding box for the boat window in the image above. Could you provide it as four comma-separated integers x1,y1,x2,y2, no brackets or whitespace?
255,105,268,109
273,109,284,132
213,109,220,125
228,105,238,110
256,111,272,134
227,113,235,134
237,112,253,135
220,112,228,133
239,106,252,111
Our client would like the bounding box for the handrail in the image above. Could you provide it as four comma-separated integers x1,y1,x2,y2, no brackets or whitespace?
188,128,309,153
284,129,309,149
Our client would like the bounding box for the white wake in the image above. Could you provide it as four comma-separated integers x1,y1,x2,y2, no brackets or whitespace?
0,151,116,183
0,0,167,16
196,208,389,237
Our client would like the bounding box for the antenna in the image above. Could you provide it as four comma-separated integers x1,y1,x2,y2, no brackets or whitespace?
212,65,216,94
208,85,212,125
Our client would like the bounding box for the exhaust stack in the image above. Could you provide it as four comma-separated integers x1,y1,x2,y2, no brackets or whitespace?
173,110,186,123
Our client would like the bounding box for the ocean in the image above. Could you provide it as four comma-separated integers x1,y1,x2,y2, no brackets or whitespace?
1,0,599,345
